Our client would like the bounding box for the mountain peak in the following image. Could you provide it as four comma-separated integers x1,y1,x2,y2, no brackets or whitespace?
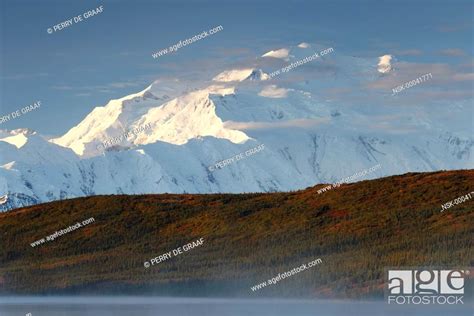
51,79,250,156
0,128,37,149
0,133,29,149
247,69,270,81
212,68,269,82
261,48,290,59
11,128,36,136
377,54,393,73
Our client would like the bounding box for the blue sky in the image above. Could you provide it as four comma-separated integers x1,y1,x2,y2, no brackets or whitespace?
0,0,472,136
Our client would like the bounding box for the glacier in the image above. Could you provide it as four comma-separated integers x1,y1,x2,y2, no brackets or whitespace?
1,43,472,211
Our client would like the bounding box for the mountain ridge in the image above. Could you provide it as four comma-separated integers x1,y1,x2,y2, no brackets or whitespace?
0,44,472,210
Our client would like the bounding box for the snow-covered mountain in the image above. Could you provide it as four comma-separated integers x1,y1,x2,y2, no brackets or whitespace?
1,43,473,211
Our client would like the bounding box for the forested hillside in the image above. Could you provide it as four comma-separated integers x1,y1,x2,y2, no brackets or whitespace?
0,170,472,298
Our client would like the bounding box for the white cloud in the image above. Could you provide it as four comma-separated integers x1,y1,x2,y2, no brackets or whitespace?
394,49,422,56
51,85,74,90
366,60,473,102
368,61,474,90
258,85,290,98
297,42,310,48
224,118,330,130
440,48,466,57
452,73,474,81
377,55,393,73
108,82,141,88
262,48,290,59
52,81,141,93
